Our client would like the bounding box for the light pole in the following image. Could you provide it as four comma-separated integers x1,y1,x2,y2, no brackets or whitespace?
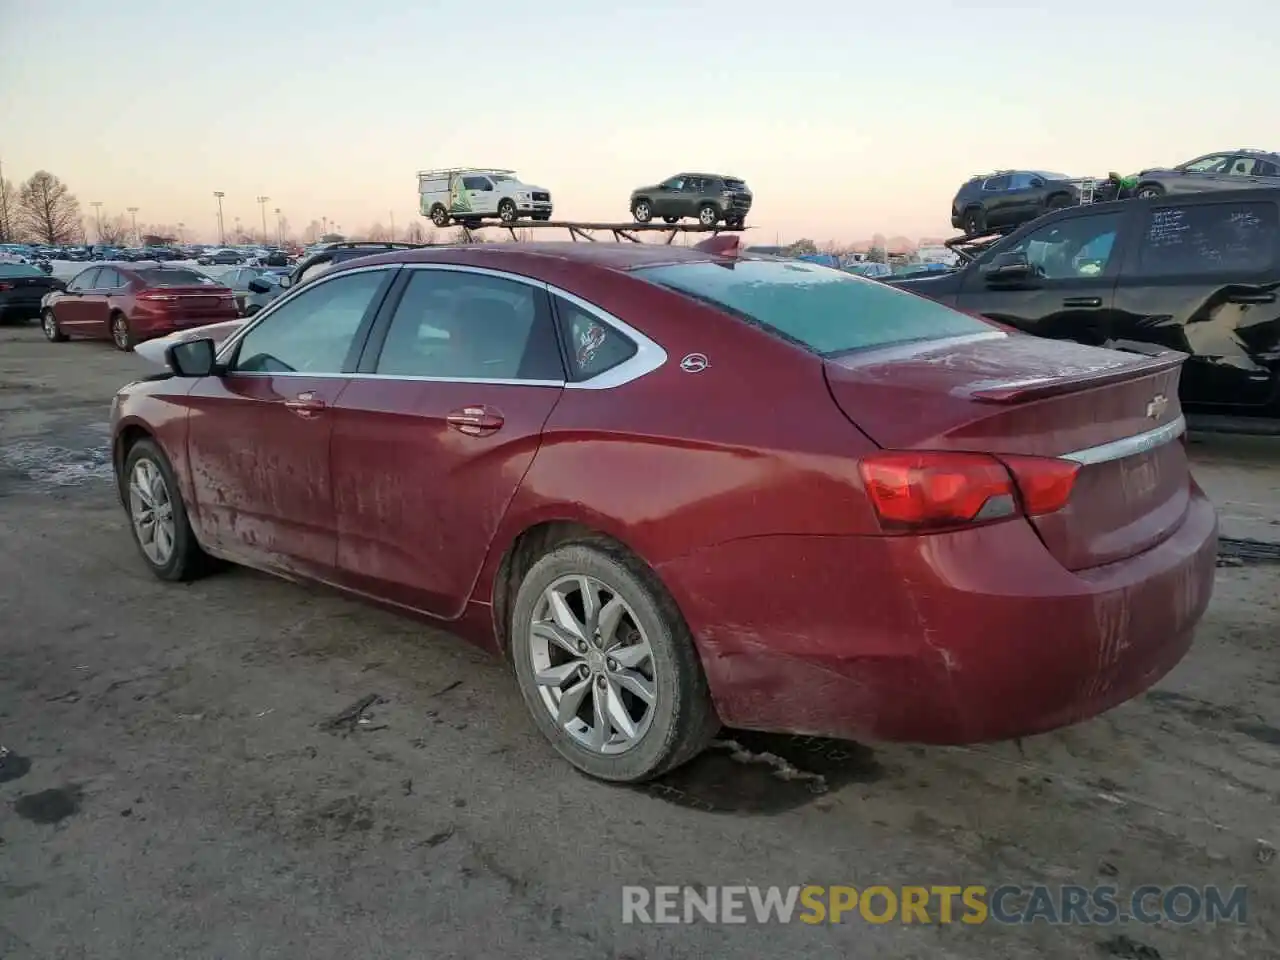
127,207,139,246
389,210,395,242
213,191,226,245
90,201,103,242
274,207,282,245
177,222,185,243
256,195,270,244
234,217,242,243
322,216,328,236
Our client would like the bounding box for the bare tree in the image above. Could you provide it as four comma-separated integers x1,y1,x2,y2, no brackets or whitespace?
364,222,389,241
0,176,16,242
17,171,83,244
141,223,179,243
98,214,130,245
404,221,427,243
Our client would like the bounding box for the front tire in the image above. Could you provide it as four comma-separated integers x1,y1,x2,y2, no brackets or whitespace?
631,200,653,223
110,312,133,351
122,438,214,582
697,204,719,227
42,308,67,342
510,541,719,783
430,204,450,227
498,199,518,223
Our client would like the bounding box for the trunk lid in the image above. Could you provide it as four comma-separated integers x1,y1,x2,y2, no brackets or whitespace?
825,332,1191,571
142,285,237,323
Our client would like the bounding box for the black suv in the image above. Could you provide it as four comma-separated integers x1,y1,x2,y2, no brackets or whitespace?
951,170,1119,236
629,173,752,227
890,188,1280,417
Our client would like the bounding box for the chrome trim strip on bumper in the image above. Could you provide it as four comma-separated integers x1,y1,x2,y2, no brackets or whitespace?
1062,415,1186,466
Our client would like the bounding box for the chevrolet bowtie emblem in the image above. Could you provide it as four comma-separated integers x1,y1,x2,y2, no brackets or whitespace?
1146,394,1168,420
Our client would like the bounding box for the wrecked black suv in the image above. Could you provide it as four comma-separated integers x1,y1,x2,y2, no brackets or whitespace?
893,188,1280,420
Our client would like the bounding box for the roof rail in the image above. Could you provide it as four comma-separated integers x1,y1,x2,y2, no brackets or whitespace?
319,241,443,251
416,167,516,179
459,219,750,244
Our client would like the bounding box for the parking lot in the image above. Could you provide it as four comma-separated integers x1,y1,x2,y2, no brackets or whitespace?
1,323,1278,959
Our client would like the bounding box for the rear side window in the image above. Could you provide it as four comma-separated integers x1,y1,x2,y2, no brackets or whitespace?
554,296,637,380
1135,201,1278,276
635,260,988,356
983,175,1011,191
136,268,217,286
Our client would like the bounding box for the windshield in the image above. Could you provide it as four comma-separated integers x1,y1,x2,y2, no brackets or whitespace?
0,264,45,278
136,268,219,286
635,259,987,356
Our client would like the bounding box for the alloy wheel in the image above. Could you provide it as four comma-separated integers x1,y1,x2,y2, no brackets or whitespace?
112,315,129,349
128,458,176,566
699,206,717,226
633,201,651,223
42,311,57,340
528,574,657,755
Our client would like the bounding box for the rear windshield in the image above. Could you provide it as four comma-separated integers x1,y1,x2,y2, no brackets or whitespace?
136,268,219,286
634,259,987,356
0,264,45,278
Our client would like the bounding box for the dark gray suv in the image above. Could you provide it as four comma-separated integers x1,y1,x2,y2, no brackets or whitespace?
1130,149,1280,199
629,173,752,227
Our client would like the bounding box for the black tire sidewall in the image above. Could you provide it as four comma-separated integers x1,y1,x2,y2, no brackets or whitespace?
698,205,717,226
632,201,652,223
431,205,449,227
498,200,516,222
42,309,63,341
111,313,132,351
122,439,204,581
510,542,713,782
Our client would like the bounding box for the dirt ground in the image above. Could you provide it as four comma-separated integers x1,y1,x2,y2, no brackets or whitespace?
1,323,1277,960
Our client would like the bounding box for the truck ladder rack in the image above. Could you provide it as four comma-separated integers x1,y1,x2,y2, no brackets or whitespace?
459,220,751,244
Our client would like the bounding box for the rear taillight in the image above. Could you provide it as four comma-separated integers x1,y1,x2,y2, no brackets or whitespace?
137,289,178,302
0,283,11,292
858,451,1079,532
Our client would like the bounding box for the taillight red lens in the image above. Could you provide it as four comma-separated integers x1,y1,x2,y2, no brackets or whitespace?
858,451,1079,532
0,283,12,292
859,451,1018,531
137,289,178,301
1000,455,1080,516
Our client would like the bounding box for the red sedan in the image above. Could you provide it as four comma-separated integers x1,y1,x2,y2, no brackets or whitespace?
109,242,1218,782
42,264,237,351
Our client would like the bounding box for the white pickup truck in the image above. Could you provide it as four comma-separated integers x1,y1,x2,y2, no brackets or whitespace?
418,167,554,227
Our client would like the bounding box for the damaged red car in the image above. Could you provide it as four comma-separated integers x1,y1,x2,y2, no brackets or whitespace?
109,243,1218,782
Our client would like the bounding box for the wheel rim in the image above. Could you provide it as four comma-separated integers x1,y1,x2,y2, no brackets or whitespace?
635,202,649,221
1138,188,1159,199
528,574,657,755
129,458,176,566
43,312,56,338
700,208,715,225
112,316,128,348
500,203,515,222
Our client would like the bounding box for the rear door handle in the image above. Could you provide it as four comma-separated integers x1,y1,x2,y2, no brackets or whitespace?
1225,291,1276,305
446,405,504,437
1063,297,1103,308
283,391,326,418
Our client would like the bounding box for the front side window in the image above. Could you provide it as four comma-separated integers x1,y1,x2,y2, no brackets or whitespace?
373,270,562,381
69,268,100,291
1181,154,1231,174
983,175,1011,191
663,177,686,190
230,269,389,374
636,259,988,357
992,212,1123,280
1134,201,1277,277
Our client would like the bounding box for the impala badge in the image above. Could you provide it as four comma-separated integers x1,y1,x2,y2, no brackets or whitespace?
1146,394,1168,420
680,353,709,373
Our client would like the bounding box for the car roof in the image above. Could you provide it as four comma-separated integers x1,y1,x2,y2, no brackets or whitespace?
330,242,729,274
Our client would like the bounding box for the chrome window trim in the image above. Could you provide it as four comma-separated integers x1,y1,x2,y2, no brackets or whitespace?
214,263,398,366
1062,415,1186,466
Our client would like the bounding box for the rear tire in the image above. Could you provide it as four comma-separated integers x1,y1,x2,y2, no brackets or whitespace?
42,308,67,342
510,540,720,783
1135,183,1165,199
122,438,216,582
110,312,133,351
963,208,984,235
430,204,450,227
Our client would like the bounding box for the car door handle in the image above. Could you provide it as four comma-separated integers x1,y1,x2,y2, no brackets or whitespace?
283,391,326,418
1225,291,1276,305
446,405,504,436
1062,297,1103,308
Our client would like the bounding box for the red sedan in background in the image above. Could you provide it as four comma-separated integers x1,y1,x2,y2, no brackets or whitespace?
108,242,1217,782
42,264,237,351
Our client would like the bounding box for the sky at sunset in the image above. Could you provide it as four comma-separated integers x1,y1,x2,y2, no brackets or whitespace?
2,0,1278,244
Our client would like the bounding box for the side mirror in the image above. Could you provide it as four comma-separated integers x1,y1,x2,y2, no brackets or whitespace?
985,252,1033,283
165,338,217,377
247,278,271,294
278,274,293,289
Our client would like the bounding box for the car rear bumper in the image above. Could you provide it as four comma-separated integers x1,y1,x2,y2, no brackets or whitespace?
131,307,240,341
657,484,1218,744
0,300,43,319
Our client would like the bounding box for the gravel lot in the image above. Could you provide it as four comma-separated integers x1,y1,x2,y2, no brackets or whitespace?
1,323,1277,960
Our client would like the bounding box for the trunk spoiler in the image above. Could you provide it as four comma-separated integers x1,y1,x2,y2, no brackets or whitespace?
967,350,1186,403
